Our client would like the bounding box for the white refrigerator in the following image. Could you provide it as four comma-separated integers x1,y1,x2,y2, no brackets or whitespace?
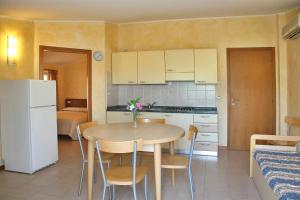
0,80,58,174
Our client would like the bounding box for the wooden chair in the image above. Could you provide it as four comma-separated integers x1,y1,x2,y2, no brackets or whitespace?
95,138,148,200
136,118,166,164
161,125,198,200
76,121,116,196
136,118,166,124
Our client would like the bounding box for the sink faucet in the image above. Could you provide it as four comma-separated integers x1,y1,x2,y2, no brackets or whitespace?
147,102,157,109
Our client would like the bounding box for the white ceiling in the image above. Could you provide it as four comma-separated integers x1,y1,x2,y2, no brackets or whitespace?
0,0,300,22
43,51,86,65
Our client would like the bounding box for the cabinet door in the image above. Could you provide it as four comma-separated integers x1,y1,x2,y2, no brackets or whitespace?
162,113,194,152
112,52,138,84
165,49,194,73
138,51,166,84
107,112,132,123
194,49,218,84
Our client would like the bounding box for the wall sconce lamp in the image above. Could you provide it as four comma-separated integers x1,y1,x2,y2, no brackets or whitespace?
7,35,17,65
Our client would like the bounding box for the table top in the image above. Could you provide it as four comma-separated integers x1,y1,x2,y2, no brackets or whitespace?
83,122,185,145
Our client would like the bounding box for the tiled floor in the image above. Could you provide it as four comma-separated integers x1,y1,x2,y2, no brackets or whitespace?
0,137,261,200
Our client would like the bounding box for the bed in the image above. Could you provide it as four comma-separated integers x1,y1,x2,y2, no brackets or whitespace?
57,99,88,140
250,134,300,200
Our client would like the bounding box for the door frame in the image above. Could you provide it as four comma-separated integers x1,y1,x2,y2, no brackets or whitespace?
227,47,276,149
39,45,92,121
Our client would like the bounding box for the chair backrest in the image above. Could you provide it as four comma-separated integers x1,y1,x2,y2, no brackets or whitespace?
188,125,198,140
97,138,143,154
76,121,98,160
96,138,143,185
285,116,300,136
78,121,98,134
188,125,198,164
136,118,165,124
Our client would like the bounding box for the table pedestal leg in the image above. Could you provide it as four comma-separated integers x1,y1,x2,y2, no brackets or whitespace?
87,139,95,200
154,143,162,200
169,142,175,186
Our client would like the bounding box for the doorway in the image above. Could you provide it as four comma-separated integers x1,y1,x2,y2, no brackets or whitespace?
39,45,92,121
227,47,276,150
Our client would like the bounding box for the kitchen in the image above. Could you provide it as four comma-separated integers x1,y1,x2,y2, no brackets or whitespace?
106,49,219,156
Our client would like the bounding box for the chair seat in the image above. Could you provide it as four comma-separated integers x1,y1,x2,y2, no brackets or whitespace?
161,154,188,169
106,166,147,185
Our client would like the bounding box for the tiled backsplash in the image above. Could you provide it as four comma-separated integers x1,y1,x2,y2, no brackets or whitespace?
117,82,216,107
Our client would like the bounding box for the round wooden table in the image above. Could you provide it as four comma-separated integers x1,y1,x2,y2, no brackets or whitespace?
83,122,185,200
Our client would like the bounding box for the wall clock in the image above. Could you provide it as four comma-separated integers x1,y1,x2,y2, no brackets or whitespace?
93,51,103,61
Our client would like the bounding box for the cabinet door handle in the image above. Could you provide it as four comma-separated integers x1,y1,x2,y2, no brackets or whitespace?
123,113,130,116
167,69,175,72
200,134,211,137
139,81,146,84
196,80,206,83
200,143,210,146
200,115,210,118
200,125,211,127
164,114,172,117
128,81,135,84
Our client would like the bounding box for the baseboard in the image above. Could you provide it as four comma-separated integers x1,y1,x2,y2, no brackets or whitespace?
218,145,228,150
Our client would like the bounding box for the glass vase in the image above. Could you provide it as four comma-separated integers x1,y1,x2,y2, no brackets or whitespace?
132,111,137,128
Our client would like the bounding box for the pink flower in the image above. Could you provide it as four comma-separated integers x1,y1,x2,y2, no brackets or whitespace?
136,102,143,110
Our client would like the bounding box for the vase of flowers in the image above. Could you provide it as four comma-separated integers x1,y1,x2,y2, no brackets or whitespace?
127,97,143,128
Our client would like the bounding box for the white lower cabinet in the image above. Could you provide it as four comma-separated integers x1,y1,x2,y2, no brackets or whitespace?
106,111,218,156
106,112,132,123
193,114,218,156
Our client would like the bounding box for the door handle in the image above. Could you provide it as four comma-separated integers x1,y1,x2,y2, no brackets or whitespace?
231,98,240,106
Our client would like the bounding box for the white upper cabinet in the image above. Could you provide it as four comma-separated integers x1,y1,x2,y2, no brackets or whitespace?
165,49,195,81
112,52,138,84
138,51,166,84
165,49,194,72
194,49,218,84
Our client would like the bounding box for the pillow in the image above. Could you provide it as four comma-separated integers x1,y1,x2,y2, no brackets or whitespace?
296,140,300,153
61,107,87,112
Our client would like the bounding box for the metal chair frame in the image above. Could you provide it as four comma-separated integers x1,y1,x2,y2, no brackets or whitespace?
162,126,197,200
96,141,148,200
187,132,197,200
76,125,111,196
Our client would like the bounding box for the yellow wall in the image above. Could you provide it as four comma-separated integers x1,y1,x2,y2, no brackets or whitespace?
115,15,279,145
0,17,35,79
44,57,87,111
34,21,107,123
286,8,300,118
43,64,65,109
63,60,88,101
285,8,300,135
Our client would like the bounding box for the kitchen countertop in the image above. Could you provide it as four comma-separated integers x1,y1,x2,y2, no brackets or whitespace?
107,105,217,114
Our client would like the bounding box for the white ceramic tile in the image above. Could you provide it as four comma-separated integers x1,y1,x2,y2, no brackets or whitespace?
115,82,216,107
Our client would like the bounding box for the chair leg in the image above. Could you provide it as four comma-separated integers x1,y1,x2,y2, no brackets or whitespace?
94,162,97,184
144,176,148,200
171,169,176,186
112,185,115,200
109,185,112,200
102,185,107,200
188,167,195,200
139,153,143,165
119,154,122,166
78,161,85,196
133,184,137,200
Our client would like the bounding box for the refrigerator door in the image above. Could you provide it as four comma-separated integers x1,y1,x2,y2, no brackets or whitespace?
30,80,56,108
30,106,58,172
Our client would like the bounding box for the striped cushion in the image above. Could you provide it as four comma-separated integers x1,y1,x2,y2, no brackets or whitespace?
254,150,300,200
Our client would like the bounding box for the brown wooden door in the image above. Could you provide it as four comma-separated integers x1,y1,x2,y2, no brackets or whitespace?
228,48,276,150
